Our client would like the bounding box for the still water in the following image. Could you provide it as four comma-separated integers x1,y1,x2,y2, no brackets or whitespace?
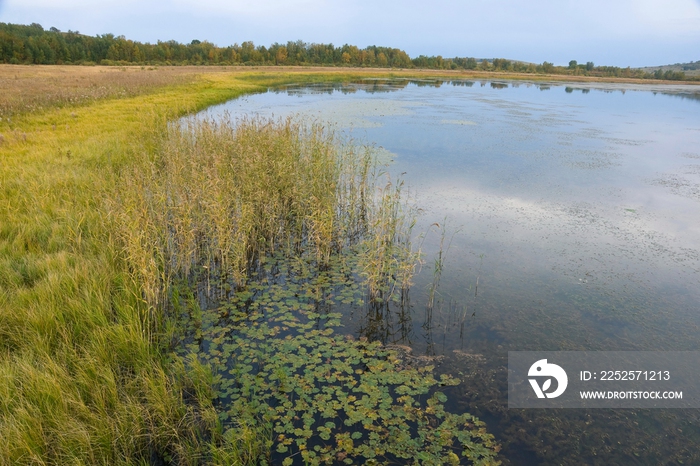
199,79,700,465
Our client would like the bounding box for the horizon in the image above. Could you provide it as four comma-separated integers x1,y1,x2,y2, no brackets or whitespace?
1,0,699,69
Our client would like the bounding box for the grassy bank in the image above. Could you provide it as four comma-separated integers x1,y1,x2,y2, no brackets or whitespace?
0,68,303,464
0,69,266,465
0,67,502,465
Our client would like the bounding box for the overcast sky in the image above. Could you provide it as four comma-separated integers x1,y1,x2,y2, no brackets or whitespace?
1,0,699,67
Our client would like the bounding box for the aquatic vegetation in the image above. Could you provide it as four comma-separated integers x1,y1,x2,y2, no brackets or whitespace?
112,115,500,464
174,253,500,465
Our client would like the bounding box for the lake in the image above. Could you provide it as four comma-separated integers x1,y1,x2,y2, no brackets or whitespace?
196,78,700,465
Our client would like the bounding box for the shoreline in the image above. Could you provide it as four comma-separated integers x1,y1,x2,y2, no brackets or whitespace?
2,63,699,87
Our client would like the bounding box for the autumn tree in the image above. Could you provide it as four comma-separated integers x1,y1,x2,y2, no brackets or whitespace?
541,61,554,73
275,45,287,64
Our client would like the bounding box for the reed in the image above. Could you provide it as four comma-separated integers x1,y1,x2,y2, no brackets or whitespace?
112,113,419,311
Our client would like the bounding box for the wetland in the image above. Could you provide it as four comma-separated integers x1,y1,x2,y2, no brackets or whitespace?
3,66,698,464
189,78,700,465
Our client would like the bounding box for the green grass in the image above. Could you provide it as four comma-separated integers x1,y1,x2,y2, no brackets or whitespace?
0,72,281,465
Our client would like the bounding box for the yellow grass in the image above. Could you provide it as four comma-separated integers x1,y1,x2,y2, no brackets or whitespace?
0,68,270,465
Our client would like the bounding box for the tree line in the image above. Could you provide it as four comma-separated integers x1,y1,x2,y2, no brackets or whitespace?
0,23,692,81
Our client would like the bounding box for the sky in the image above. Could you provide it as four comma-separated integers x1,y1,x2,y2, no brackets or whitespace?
1,0,699,67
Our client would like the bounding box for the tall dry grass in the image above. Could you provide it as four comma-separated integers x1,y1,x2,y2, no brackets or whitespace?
0,65,207,119
0,69,280,466
111,114,418,313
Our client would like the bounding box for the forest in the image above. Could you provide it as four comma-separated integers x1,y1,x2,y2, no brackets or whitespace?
0,22,691,80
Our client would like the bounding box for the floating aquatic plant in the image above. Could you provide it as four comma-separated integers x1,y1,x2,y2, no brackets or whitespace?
175,253,500,465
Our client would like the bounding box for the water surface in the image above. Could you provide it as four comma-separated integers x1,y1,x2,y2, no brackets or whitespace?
199,79,700,464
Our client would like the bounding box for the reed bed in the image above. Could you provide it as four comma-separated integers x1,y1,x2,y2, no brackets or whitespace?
112,114,419,310
106,113,503,466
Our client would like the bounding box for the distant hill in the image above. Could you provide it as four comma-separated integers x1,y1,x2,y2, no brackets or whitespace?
639,61,700,77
